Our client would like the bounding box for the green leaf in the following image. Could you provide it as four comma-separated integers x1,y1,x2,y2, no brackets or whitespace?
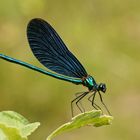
47,110,113,140
0,111,40,140
0,128,8,140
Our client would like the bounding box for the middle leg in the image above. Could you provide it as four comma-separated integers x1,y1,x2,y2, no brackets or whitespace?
71,91,89,117
88,92,103,112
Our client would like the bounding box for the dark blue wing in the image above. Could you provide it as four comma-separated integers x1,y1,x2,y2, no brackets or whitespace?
27,18,87,78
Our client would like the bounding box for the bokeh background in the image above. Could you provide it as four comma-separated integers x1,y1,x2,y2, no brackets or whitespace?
0,0,140,140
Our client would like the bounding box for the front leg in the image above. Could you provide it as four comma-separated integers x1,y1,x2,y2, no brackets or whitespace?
98,91,111,115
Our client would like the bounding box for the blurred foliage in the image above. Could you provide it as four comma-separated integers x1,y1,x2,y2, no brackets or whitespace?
0,111,40,140
0,0,140,140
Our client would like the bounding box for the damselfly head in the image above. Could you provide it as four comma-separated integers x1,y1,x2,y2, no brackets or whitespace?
98,83,106,93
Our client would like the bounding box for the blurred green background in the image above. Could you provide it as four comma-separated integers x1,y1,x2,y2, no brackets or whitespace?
0,0,140,140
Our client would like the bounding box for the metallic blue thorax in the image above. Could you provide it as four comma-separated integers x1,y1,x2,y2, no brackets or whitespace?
82,75,97,91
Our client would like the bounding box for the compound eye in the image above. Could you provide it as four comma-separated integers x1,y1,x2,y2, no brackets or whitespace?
99,83,106,93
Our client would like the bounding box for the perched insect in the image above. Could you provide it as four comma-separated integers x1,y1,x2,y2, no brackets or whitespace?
0,18,111,116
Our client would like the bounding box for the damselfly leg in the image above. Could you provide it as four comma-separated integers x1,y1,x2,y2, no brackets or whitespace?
71,91,89,117
75,92,86,112
98,91,111,115
88,92,103,112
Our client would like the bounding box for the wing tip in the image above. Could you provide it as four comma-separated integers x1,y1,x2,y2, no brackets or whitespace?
27,18,50,28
